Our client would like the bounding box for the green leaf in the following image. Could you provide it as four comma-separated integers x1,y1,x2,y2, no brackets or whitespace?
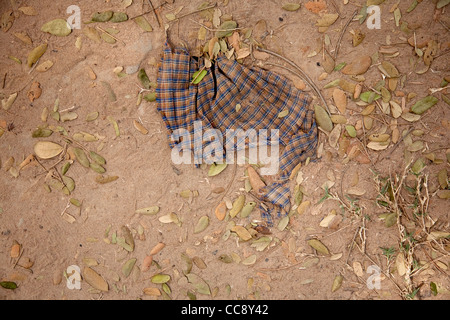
32,128,53,138
91,11,113,22
215,20,237,38
437,0,450,9
314,105,333,132
192,69,207,84
186,273,211,295
407,0,419,13
122,258,136,278
133,16,153,32
194,216,209,234
345,125,357,138
0,281,18,289
384,212,397,227
411,157,426,174
73,147,90,168
90,162,106,174
27,43,48,67
282,3,301,11
359,91,381,103
307,239,330,255
411,96,439,115
143,92,156,102
151,274,171,284
62,175,75,193
89,151,106,165
41,19,72,36
138,68,151,89
208,163,227,176
110,12,128,23
430,282,438,296
334,62,347,71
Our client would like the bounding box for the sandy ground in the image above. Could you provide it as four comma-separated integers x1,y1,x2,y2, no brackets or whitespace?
0,0,449,300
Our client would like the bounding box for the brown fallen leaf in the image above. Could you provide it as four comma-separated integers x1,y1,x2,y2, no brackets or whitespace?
351,29,365,47
141,255,153,272
83,267,108,291
149,242,165,255
18,154,36,171
215,201,227,221
333,88,347,114
27,81,42,102
10,240,21,258
133,120,148,135
341,55,371,75
247,166,265,193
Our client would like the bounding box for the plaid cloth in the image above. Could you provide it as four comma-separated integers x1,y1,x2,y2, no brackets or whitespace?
157,42,317,226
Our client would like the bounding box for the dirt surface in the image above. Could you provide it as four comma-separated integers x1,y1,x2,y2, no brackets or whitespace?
0,0,449,301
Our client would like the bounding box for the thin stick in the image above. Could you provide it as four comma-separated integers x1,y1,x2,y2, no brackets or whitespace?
189,18,243,33
175,4,216,21
147,0,161,28
334,10,358,60
258,49,330,115
380,127,413,162
95,26,125,45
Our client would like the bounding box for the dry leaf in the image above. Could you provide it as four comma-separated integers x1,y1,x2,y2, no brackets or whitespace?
316,13,338,27
186,273,211,295
83,267,108,291
41,19,72,36
194,216,209,234
307,239,330,255
395,253,407,276
149,242,165,255
215,201,227,221
333,88,347,114
133,120,148,135
2,92,18,111
331,275,343,292
341,55,371,75
34,141,63,159
242,254,257,265
14,32,32,45
247,166,265,193
315,105,333,132
10,241,21,258
36,60,53,72
282,3,301,11
232,225,252,241
319,212,337,228
297,200,310,215
27,43,47,67
27,81,42,102
122,258,136,278
143,287,161,296
230,194,245,218
19,6,37,16
141,255,153,272
322,50,335,74
351,29,365,47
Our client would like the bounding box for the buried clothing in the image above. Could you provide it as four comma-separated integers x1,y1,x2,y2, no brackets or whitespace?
156,42,318,226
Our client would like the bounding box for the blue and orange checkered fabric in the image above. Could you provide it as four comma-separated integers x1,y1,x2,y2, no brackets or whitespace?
157,42,317,226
